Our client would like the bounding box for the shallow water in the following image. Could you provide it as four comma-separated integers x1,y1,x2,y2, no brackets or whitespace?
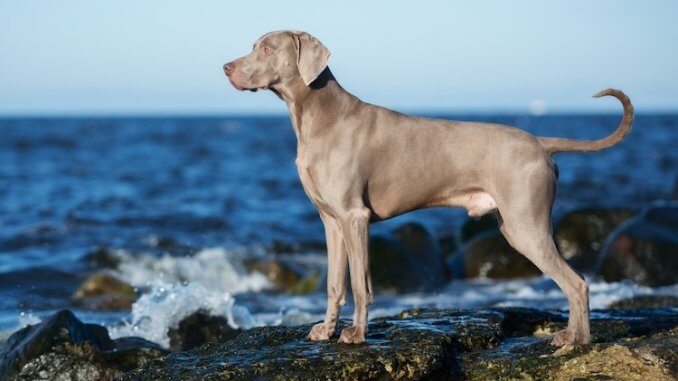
0,114,676,345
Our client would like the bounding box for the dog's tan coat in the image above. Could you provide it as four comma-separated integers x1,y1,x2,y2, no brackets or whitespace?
223,31,634,345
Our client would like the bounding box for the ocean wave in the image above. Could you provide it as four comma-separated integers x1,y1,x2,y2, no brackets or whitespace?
107,281,258,347
112,247,272,295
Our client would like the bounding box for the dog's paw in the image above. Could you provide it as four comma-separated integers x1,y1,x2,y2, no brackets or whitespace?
307,322,334,341
550,328,590,346
338,325,366,344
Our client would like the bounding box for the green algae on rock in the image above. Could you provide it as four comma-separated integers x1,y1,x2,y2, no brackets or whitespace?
0,310,167,381
120,307,678,380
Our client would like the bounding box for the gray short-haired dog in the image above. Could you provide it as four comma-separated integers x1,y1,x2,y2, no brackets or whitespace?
223,31,633,346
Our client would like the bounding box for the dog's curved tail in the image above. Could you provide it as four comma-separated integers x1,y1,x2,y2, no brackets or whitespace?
538,89,634,155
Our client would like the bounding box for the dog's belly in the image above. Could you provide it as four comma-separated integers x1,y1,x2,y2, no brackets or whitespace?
368,186,498,221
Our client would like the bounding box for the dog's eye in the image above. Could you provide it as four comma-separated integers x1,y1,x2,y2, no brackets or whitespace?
263,46,273,55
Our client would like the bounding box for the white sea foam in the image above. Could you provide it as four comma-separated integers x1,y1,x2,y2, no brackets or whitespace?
113,247,272,295
108,280,259,347
91,248,677,348
0,312,42,344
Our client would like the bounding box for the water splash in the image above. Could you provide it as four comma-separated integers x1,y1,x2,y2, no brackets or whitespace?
108,281,258,347
114,247,272,295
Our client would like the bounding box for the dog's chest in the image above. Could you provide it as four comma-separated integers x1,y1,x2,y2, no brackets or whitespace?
295,157,331,212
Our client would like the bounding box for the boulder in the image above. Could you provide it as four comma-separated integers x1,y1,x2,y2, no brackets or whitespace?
82,247,122,269
0,309,166,380
369,222,445,293
554,208,635,272
436,232,458,263
71,272,137,310
121,307,678,380
168,311,241,351
609,294,678,309
448,231,541,279
245,257,319,294
597,203,678,286
459,214,499,243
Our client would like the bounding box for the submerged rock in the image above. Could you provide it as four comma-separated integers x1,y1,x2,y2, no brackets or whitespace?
82,247,123,269
122,307,678,380
369,222,445,293
448,231,541,279
597,203,678,286
168,311,241,351
0,309,166,381
554,208,635,272
459,214,499,243
245,257,319,294
72,272,137,310
609,294,678,309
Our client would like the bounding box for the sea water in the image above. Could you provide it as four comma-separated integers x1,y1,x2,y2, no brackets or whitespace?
0,114,676,347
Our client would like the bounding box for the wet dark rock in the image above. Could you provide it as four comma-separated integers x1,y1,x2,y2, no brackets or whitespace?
0,309,166,380
448,231,541,279
71,272,137,310
267,239,326,255
82,247,122,269
597,203,678,286
554,208,635,272
121,307,678,381
459,214,499,243
436,232,458,263
245,257,319,294
168,311,241,351
609,294,678,309
369,222,445,293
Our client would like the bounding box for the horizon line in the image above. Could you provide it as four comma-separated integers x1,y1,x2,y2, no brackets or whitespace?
1,109,677,119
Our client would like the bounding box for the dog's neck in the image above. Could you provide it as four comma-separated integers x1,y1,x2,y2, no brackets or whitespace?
271,68,353,142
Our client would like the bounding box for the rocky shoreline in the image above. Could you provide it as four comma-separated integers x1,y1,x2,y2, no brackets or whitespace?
1,298,677,380
1,202,676,380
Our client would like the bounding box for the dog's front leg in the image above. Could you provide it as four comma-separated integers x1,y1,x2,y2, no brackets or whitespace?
337,207,372,344
307,212,347,341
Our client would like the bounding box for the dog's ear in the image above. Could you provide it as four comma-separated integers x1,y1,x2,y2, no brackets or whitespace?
292,32,330,86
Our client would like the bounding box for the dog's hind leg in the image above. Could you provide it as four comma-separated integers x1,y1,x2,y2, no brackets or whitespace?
496,179,590,346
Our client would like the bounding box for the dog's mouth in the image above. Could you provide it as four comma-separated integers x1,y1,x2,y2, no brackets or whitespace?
228,78,267,92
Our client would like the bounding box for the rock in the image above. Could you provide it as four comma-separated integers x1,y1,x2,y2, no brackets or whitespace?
266,239,325,255
0,309,166,380
597,203,678,286
459,214,499,243
448,231,541,279
82,247,122,269
554,208,635,272
368,222,445,293
245,257,319,294
168,311,241,351
609,295,678,309
121,307,678,381
71,272,137,310
436,232,458,262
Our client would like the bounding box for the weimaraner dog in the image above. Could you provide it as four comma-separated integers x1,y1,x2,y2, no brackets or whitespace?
223,30,633,346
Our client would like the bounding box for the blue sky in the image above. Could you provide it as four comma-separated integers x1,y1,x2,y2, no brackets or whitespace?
0,1,676,115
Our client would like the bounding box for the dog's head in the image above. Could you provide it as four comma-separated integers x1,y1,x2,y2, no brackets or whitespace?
223,30,330,92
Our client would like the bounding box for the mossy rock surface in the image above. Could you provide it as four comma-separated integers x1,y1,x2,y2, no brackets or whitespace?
71,272,137,310
0,309,167,381
4,307,676,380
121,307,678,381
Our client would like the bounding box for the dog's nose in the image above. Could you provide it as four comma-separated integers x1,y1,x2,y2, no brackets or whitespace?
223,62,235,76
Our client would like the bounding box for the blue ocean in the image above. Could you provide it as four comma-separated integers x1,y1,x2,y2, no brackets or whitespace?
0,114,676,345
